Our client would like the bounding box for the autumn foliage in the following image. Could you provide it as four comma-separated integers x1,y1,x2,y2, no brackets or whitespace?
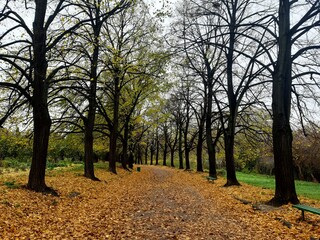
0,165,319,239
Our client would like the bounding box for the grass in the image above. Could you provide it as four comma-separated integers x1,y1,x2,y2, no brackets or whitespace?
236,171,320,200
3,180,20,189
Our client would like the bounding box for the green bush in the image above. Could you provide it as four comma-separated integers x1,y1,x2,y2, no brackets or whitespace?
47,159,74,170
0,159,30,170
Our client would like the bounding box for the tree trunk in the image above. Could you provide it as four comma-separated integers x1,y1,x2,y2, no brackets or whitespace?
224,124,240,186
206,84,217,178
27,0,52,192
84,121,98,180
28,103,51,191
121,121,130,170
155,139,159,165
150,146,154,165
137,146,142,164
269,0,299,205
185,147,191,170
224,11,240,186
163,142,168,166
184,105,191,170
109,76,120,174
178,123,184,169
144,144,148,165
84,23,100,180
196,120,204,172
170,149,175,167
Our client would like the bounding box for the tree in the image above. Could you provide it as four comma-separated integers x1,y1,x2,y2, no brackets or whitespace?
269,0,320,205
172,0,224,177
67,0,130,179
0,0,81,192
97,1,167,173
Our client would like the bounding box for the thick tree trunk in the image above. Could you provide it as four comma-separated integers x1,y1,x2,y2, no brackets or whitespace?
109,129,118,173
84,41,99,180
185,148,191,170
27,0,52,192
28,104,51,192
84,122,98,180
269,0,299,205
224,12,239,186
224,124,240,186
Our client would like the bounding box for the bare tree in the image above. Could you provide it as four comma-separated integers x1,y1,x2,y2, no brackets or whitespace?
268,0,320,205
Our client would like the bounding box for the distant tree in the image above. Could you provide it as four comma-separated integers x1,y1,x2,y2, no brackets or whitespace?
97,1,166,173
172,0,224,178
64,0,131,180
292,126,320,182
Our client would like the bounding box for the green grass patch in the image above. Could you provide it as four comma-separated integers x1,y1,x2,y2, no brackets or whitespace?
94,161,110,170
3,180,20,189
236,172,320,200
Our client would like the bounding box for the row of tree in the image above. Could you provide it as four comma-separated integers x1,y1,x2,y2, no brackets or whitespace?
158,0,320,205
0,0,319,206
0,0,169,192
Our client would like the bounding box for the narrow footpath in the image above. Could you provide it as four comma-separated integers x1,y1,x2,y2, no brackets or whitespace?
103,166,287,239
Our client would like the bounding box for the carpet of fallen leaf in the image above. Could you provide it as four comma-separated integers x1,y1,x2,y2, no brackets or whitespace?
0,165,319,239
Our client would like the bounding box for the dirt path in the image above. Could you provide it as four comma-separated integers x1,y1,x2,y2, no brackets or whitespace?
0,165,319,239
103,166,282,239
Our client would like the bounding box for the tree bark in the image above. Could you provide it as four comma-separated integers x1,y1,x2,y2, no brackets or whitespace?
269,0,299,205
121,121,130,170
27,0,52,192
163,143,167,166
178,121,184,169
150,145,154,165
163,127,169,166
206,84,217,178
84,120,98,180
170,149,175,167
224,124,240,186
155,139,159,165
196,114,205,172
84,21,100,180
184,104,191,171
109,75,120,174
144,144,148,165
224,4,240,186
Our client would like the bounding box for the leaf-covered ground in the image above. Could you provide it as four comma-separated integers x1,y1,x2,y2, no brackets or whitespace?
0,165,319,239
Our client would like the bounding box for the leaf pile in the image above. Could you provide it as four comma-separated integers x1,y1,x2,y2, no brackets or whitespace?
0,165,319,239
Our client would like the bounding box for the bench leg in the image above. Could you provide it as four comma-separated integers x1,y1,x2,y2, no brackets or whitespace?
301,210,305,221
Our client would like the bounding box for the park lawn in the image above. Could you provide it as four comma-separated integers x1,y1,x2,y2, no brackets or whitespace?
236,171,320,200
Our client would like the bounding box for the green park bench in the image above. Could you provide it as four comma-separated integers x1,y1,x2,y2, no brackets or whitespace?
292,204,320,220
206,176,217,183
